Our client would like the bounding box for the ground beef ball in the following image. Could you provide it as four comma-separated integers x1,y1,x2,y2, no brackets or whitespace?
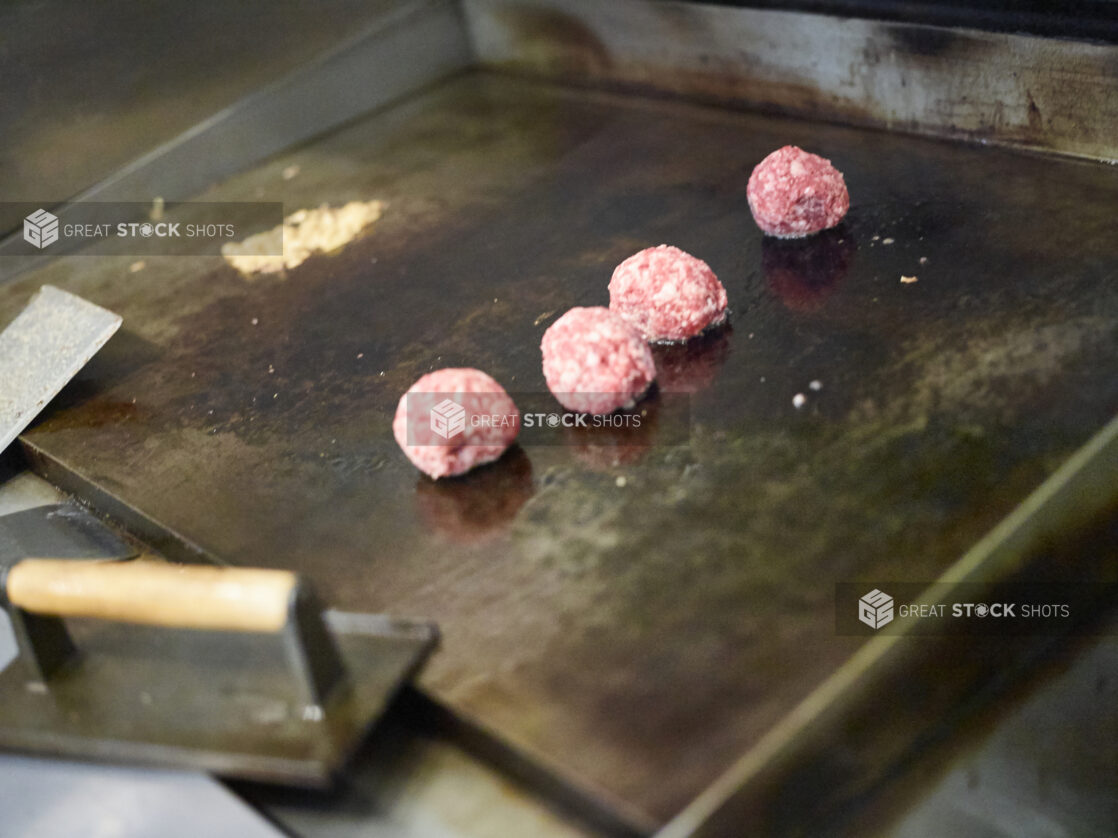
747,146,849,238
393,367,519,479
541,307,656,415
608,245,728,342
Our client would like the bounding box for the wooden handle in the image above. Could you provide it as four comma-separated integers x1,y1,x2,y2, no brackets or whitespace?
6,559,297,633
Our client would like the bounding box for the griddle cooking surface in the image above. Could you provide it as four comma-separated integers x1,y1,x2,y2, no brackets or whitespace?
3,73,1117,824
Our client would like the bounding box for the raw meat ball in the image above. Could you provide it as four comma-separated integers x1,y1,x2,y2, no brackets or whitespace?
393,367,519,479
541,307,656,415
608,245,728,342
747,146,849,238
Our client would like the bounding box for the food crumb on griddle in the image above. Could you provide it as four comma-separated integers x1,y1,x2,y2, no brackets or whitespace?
901,275,919,284
793,393,807,409
882,237,894,245
221,199,385,276
616,476,627,488
809,379,822,391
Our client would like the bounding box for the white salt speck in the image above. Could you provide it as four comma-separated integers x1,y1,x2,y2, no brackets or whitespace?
251,318,259,326
268,365,275,374
793,393,807,409
282,165,300,180
882,237,894,245
357,353,364,359
129,261,146,273
919,256,928,265
871,234,880,241
273,393,278,399
615,476,627,488
809,380,822,391
760,376,766,383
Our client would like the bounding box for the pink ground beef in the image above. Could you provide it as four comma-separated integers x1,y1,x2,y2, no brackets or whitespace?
393,367,519,479
747,146,849,238
541,307,656,415
608,245,728,342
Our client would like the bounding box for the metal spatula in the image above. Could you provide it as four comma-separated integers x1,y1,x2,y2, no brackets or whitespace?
0,285,122,453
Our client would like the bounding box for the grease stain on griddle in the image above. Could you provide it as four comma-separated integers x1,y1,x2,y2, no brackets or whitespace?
494,5,613,75
762,227,855,313
885,22,974,59
415,446,534,545
651,326,732,394
1026,89,1044,131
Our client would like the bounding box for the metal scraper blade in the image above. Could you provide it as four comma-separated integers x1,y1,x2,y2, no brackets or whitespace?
0,286,122,452
0,504,137,562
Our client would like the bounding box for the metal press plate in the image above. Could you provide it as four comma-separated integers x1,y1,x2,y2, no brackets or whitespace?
1,73,1116,825
0,612,436,784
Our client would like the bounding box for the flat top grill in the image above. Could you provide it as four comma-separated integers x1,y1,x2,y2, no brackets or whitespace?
2,71,1117,826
